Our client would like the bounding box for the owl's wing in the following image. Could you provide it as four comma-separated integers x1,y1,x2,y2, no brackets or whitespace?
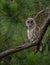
35,25,40,38
34,26,42,54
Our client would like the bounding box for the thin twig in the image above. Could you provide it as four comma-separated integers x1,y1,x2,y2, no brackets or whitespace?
34,7,50,18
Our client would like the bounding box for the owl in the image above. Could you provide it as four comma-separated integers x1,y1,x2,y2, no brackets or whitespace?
25,18,42,53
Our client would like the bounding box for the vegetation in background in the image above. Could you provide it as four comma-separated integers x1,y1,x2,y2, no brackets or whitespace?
0,0,50,65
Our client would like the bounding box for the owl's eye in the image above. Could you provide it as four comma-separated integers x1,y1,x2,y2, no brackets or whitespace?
31,20,33,23
27,21,29,23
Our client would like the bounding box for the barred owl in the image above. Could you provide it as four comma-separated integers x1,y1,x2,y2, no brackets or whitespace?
25,18,42,53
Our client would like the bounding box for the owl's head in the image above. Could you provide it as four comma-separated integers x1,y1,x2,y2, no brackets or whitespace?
25,18,36,29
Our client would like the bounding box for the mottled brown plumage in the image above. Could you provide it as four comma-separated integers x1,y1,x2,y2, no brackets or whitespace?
25,18,42,53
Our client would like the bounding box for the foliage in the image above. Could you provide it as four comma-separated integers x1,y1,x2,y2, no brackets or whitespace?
0,0,50,65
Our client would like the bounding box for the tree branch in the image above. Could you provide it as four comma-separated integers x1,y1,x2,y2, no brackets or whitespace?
0,15,50,59
34,7,50,18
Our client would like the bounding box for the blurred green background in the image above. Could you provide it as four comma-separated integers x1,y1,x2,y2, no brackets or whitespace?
0,0,50,65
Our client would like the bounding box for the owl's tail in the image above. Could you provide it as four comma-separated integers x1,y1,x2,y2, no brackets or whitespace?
34,46,40,54
34,43,43,54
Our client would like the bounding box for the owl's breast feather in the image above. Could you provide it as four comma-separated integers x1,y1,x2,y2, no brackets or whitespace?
27,29,33,40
